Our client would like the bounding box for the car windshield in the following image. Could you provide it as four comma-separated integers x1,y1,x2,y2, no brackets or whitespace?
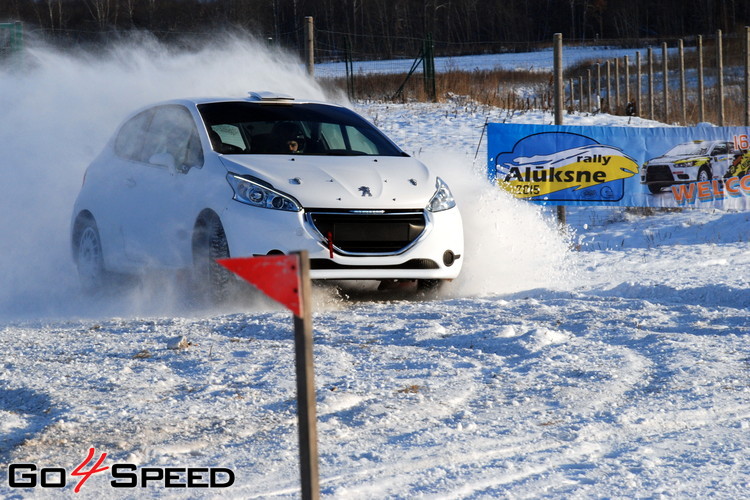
198,102,405,157
665,142,709,156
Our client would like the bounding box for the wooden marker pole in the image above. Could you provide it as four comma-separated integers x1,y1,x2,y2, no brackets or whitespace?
292,251,319,500
218,251,319,500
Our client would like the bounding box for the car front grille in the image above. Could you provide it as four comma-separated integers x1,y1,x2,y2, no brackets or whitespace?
306,209,427,255
646,165,674,182
310,258,439,270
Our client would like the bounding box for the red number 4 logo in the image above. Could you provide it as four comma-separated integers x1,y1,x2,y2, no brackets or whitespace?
70,447,109,493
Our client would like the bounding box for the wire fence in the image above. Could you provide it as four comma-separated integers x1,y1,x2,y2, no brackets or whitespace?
311,26,750,127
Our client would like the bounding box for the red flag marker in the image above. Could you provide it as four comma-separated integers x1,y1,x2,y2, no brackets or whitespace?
217,254,302,316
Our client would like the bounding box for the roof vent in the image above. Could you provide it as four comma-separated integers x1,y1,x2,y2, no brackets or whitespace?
247,91,294,101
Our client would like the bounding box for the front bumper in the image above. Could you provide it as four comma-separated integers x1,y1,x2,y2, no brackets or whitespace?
641,164,701,186
221,204,464,280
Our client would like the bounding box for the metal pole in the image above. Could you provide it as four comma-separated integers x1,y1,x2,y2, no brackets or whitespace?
292,250,320,500
717,29,725,127
698,35,705,123
304,16,314,77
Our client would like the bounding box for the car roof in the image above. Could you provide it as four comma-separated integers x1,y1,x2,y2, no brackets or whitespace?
157,92,341,108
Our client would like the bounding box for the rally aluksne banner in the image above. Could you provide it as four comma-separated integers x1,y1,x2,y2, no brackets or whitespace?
488,123,750,208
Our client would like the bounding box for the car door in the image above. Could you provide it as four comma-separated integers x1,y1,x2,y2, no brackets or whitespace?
119,105,204,269
709,141,734,178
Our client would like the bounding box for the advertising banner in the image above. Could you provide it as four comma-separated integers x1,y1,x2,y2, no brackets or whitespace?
487,123,750,208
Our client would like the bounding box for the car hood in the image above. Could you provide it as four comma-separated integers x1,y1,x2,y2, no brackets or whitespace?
647,155,708,165
219,155,435,208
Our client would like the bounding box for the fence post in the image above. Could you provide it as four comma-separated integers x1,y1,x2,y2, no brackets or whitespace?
569,78,575,111
553,33,565,227
698,35,705,123
596,62,602,111
423,32,436,102
345,37,354,100
662,42,669,123
636,51,642,116
624,55,630,110
554,33,564,124
587,68,592,112
745,27,750,127
648,47,655,120
679,39,686,124
614,58,620,113
304,16,314,77
606,59,612,112
717,29,725,127
578,75,583,112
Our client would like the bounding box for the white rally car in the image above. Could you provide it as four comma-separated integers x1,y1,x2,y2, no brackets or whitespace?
641,139,736,194
71,92,463,300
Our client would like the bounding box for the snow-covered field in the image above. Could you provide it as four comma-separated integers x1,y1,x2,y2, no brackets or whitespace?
1,36,749,498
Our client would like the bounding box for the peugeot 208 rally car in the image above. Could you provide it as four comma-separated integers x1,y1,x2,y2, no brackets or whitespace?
71,92,464,300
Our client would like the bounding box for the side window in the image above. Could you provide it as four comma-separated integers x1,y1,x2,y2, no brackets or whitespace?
114,110,153,161
211,124,246,150
141,105,203,169
319,123,346,150
712,143,728,156
345,126,379,154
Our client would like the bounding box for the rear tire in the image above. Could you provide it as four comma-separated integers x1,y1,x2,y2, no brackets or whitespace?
193,213,231,304
74,216,107,293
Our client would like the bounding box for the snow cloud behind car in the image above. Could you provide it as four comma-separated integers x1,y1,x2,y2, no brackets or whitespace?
0,34,573,319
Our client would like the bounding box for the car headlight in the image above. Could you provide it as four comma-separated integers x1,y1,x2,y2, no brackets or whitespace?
427,177,456,212
227,173,301,212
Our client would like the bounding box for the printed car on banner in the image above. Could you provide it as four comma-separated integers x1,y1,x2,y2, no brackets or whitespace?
640,140,736,194
487,123,750,209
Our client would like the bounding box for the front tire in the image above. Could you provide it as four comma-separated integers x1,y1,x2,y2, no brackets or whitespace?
417,279,445,298
193,212,231,304
697,167,711,182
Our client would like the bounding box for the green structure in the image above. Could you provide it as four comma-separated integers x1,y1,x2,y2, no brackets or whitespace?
392,33,437,102
0,21,23,57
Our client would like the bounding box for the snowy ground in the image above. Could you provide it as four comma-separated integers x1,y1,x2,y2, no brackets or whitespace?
1,37,749,498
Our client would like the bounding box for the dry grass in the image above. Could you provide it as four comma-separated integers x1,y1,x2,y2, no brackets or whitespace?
322,68,554,110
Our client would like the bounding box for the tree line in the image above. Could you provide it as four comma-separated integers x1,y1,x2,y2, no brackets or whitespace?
2,0,749,59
